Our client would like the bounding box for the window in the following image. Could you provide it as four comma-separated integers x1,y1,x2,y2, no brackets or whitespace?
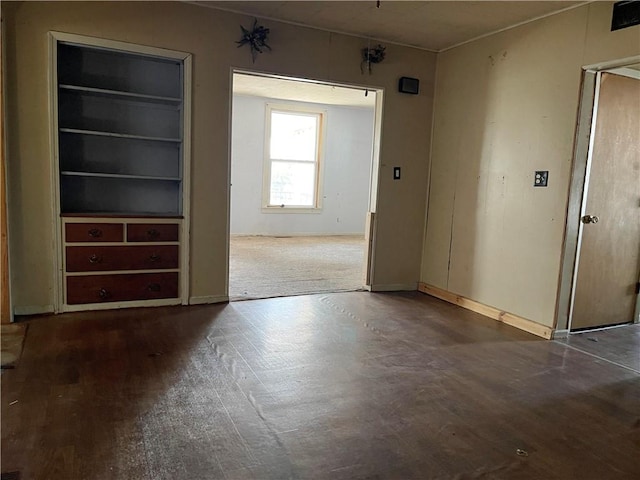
263,105,325,211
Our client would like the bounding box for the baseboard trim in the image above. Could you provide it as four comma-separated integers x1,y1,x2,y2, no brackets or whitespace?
230,233,365,238
13,305,55,316
370,283,418,292
61,298,182,313
551,329,570,339
418,283,553,339
189,295,229,305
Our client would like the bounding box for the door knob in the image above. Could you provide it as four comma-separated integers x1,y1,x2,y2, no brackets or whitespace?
581,215,599,224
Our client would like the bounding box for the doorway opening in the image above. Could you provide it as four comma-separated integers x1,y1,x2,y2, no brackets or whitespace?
228,71,382,301
557,58,640,335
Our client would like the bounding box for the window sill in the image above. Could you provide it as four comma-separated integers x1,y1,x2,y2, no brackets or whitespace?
261,206,322,214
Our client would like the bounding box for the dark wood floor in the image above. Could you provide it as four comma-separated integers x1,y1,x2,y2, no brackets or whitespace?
2,292,639,479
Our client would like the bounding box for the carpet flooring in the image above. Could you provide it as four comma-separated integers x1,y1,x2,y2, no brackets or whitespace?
229,235,366,300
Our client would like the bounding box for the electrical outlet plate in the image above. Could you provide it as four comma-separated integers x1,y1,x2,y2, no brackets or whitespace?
534,171,548,187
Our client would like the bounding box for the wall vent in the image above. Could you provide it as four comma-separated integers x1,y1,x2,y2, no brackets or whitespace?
611,1,640,31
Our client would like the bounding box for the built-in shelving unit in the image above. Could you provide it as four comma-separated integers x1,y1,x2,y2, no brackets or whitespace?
57,41,185,216
51,32,191,312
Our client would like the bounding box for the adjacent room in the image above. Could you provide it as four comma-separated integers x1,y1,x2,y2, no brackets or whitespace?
1,1,639,479
229,73,376,300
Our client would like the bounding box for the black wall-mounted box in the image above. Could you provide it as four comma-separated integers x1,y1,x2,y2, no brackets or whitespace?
612,1,640,31
398,77,420,95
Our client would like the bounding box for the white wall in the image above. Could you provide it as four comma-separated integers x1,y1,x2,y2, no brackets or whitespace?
230,95,374,235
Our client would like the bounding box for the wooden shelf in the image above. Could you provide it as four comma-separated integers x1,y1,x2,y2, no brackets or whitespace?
61,212,184,218
60,171,181,182
59,128,181,143
61,213,184,219
59,84,182,105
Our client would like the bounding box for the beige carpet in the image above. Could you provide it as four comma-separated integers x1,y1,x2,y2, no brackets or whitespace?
229,235,366,300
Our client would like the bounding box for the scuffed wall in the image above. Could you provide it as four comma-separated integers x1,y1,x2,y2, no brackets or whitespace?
421,2,640,327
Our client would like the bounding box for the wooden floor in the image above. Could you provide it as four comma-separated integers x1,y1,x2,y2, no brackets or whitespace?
2,292,639,479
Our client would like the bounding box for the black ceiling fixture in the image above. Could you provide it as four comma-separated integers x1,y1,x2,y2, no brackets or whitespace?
611,1,640,31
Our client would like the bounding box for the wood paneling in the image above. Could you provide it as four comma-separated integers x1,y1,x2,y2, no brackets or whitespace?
66,272,178,304
65,245,178,272
127,223,178,242
65,223,123,243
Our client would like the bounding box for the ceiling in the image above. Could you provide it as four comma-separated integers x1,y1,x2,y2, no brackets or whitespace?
233,73,376,107
197,1,585,52
223,2,589,107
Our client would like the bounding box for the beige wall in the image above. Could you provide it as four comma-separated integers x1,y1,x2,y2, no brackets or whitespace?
2,1,436,311
422,2,640,328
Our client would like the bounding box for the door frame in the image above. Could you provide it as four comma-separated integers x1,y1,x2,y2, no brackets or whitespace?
1,19,12,323
226,68,385,296
555,55,640,335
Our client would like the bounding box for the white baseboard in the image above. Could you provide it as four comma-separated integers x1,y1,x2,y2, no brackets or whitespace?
189,295,229,305
370,283,418,292
230,233,364,238
61,298,182,313
13,305,55,316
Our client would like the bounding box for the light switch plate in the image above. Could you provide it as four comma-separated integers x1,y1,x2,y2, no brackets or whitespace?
534,171,548,187
393,167,401,180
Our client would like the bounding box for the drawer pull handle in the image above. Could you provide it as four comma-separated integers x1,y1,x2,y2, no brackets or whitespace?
148,283,161,292
98,288,111,299
149,254,161,263
88,228,103,238
89,254,102,264
147,229,160,239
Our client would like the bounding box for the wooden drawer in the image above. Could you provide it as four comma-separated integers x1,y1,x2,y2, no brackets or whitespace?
65,223,123,242
127,224,178,242
66,245,179,272
66,272,179,304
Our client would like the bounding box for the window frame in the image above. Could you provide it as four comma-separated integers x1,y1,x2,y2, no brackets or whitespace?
262,103,326,213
